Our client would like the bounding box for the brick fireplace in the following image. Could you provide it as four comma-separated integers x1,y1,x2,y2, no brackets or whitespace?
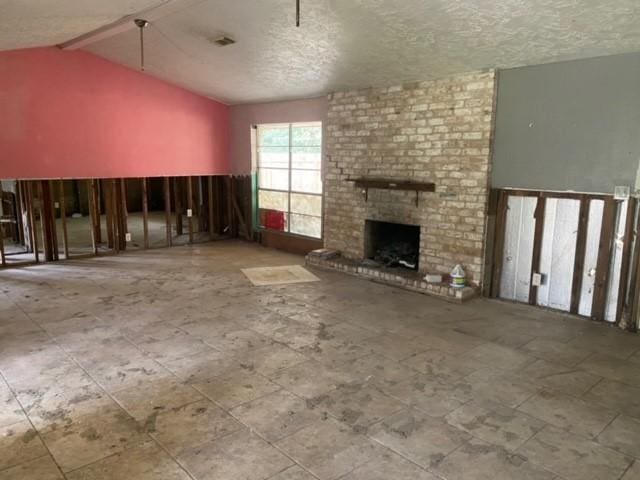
318,70,497,298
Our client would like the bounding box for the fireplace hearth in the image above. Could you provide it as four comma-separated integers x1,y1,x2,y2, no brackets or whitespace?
364,220,420,270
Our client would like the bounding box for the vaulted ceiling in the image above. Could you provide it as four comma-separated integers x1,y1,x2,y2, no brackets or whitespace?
3,0,640,104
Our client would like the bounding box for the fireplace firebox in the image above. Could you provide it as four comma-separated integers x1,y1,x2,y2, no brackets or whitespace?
364,220,420,270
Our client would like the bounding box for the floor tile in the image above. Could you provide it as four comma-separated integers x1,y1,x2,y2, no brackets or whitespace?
275,417,383,480
193,368,281,409
432,437,556,480
597,415,640,459
267,466,317,480
0,421,48,471
583,379,640,418
367,408,470,468
65,440,190,480
230,390,319,442
150,399,243,455
339,449,438,479
271,361,356,399
518,390,617,439
445,399,545,451
0,455,63,480
178,429,293,480
519,426,632,480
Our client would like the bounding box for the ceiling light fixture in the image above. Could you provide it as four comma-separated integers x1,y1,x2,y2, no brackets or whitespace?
134,18,149,71
296,0,300,27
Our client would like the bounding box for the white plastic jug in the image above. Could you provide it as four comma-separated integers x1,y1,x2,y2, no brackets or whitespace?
450,264,466,288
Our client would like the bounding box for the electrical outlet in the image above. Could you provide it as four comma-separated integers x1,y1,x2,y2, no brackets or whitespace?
125,233,132,242
531,273,542,287
187,209,193,217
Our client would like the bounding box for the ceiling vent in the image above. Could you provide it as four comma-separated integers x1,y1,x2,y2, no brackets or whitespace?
212,36,235,46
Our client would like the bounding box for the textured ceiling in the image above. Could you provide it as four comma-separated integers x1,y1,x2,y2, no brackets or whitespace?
4,0,640,104
0,0,162,50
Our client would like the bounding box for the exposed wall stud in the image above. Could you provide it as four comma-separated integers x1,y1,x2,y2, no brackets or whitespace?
591,197,617,321
59,180,69,259
142,178,149,249
570,196,589,314
164,177,172,246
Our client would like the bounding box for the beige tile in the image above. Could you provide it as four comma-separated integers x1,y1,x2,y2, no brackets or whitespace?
445,399,545,451
458,368,540,408
368,408,470,468
40,399,146,472
339,449,438,479
65,440,190,480
460,342,535,372
380,374,473,417
597,415,640,459
0,455,63,480
432,437,556,480
518,390,617,439
578,354,640,387
306,382,404,430
178,429,293,480
203,328,275,353
150,399,243,455
193,369,281,409
111,376,204,420
267,466,317,480
275,418,384,480
0,421,48,471
517,359,602,396
230,390,319,442
621,461,640,479
271,361,357,399
402,348,477,381
237,344,309,377
520,426,632,480
0,382,25,428
520,338,592,367
583,379,640,418
333,353,416,388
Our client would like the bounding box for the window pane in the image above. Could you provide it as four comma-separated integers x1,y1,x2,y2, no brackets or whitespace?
258,146,288,169
259,168,289,191
291,169,322,194
259,209,288,232
290,193,322,216
292,146,321,169
258,126,289,147
259,190,288,211
290,213,321,238
292,125,321,146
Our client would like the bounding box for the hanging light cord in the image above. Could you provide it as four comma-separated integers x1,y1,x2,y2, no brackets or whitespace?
134,19,149,71
296,0,300,27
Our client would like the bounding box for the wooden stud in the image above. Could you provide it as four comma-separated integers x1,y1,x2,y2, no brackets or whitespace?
142,178,149,249
95,180,102,244
0,181,5,266
59,180,69,259
120,179,128,248
570,196,590,314
226,177,235,237
173,177,183,236
39,180,57,261
88,180,99,255
208,176,214,240
591,197,617,321
629,203,640,331
490,190,508,298
27,181,40,262
187,176,194,243
164,177,172,246
528,193,546,305
616,197,637,324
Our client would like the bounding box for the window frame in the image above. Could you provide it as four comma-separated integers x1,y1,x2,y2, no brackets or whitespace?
255,121,323,239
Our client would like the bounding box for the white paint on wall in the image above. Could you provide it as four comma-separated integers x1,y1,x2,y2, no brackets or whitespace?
500,196,537,303
537,198,580,312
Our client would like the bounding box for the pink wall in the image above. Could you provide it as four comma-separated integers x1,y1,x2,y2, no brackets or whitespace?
0,47,230,179
229,97,328,174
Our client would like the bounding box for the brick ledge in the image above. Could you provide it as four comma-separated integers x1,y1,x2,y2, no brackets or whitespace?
305,255,478,303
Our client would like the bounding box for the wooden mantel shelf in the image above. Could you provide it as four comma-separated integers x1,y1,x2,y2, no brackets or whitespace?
346,178,436,205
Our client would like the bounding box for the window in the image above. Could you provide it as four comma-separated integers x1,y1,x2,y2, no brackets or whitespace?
256,122,322,238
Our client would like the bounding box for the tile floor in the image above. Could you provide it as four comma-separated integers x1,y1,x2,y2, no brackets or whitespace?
1,241,640,479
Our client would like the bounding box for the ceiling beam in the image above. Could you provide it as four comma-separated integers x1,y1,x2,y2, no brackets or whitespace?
58,0,199,50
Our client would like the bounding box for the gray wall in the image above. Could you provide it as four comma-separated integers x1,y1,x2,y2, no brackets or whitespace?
229,96,328,174
492,52,640,194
